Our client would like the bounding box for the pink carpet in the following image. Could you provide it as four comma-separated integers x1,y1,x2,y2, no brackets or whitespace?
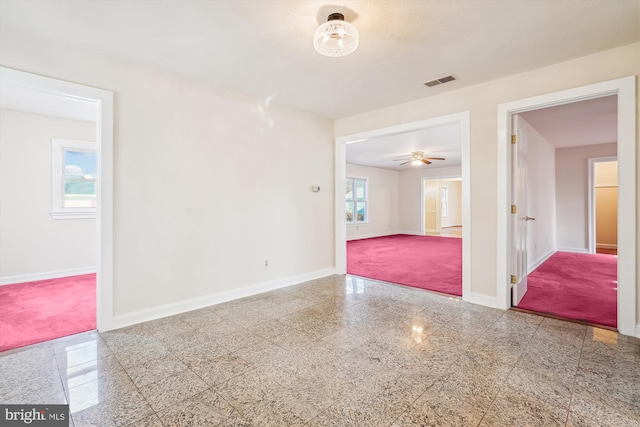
0,274,96,351
517,252,617,328
347,234,462,296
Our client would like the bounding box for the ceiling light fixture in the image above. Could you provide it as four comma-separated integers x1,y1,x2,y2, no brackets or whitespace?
314,13,359,57
411,159,423,166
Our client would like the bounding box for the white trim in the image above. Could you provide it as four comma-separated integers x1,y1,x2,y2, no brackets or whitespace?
0,267,96,286
588,156,617,254
636,324,640,338
113,268,335,329
465,292,500,309
497,76,636,337
335,111,471,303
0,67,115,332
50,211,96,220
557,247,590,254
347,231,402,241
596,244,618,249
527,248,556,275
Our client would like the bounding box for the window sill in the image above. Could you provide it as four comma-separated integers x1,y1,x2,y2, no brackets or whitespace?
51,211,96,220
347,222,369,226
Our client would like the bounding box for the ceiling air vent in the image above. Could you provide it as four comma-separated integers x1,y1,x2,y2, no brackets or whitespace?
424,75,456,87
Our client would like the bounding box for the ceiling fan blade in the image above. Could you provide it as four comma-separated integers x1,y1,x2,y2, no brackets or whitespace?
423,157,445,160
399,161,411,165
421,159,432,164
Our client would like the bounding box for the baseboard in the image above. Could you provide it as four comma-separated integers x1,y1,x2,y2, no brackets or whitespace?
0,267,96,286
347,231,401,241
557,247,589,254
528,249,556,274
464,292,501,309
636,324,640,338
112,267,336,330
398,230,424,236
596,243,618,249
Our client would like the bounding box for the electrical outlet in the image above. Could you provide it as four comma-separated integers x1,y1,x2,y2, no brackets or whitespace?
264,260,268,267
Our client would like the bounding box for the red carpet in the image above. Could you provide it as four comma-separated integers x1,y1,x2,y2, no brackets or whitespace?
347,234,462,296
0,274,96,351
517,252,617,328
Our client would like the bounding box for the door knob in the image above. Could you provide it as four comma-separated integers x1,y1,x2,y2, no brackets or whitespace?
525,216,536,221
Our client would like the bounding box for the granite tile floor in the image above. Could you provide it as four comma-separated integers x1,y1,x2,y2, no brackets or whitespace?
1,275,639,426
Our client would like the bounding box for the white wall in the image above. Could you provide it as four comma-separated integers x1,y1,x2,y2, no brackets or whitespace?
0,109,96,281
595,161,618,247
518,116,556,271
441,180,462,228
335,42,639,320
0,26,334,318
398,166,462,233
556,143,617,252
346,163,400,240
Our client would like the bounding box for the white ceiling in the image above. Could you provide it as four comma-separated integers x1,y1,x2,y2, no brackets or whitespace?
346,95,618,171
0,81,97,122
0,0,637,119
520,95,617,148
346,121,461,171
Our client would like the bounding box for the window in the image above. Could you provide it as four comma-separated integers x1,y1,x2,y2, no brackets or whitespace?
441,186,448,218
346,177,367,223
51,138,97,219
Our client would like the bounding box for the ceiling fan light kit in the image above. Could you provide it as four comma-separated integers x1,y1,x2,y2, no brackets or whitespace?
395,151,446,166
314,13,359,57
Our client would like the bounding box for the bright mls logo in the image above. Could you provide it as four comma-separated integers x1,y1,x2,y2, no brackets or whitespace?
1,405,68,426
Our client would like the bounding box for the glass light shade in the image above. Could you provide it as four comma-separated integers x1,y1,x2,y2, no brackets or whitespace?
314,19,359,57
411,159,422,166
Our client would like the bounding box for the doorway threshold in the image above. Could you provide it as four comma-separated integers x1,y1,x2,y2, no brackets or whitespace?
509,306,618,332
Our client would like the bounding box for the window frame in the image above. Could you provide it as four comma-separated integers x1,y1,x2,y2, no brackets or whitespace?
51,138,97,220
441,186,448,218
346,177,368,224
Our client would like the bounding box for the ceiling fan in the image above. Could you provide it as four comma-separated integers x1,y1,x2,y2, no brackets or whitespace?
394,151,445,166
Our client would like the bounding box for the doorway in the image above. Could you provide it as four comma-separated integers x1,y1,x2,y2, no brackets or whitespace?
422,177,463,238
590,158,618,255
0,67,115,336
497,76,636,336
336,111,472,300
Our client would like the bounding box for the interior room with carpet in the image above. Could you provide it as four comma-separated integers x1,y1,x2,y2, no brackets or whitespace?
506,97,620,329
344,120,465,297
0,1,639,426
0,102,99,351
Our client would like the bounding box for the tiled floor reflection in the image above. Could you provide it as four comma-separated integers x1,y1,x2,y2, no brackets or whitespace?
1,275,639,426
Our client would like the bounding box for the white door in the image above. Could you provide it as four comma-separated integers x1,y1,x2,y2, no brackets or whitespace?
512,114,529,305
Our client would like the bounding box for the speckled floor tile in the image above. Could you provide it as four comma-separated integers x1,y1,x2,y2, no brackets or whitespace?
190,353,254,386
124,413,164,427
568,388,640,426
110,339,170,368
4,275,640,427
137,369,209,412
503,364,575,409
71,397,154,427
65,370,140,414
58,353,125,389
124,354,188,387
479,390,568,426
173,341,230,367
156,388,235,427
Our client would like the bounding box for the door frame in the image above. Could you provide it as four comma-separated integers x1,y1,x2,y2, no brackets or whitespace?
0,67,115,332
421,177,462,235
335,110,471,300
588,156,618,254
497,76,636,336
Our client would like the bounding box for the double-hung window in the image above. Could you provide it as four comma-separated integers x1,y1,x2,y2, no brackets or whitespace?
346,177,367,223
441,186,448,218
51,138,97,219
